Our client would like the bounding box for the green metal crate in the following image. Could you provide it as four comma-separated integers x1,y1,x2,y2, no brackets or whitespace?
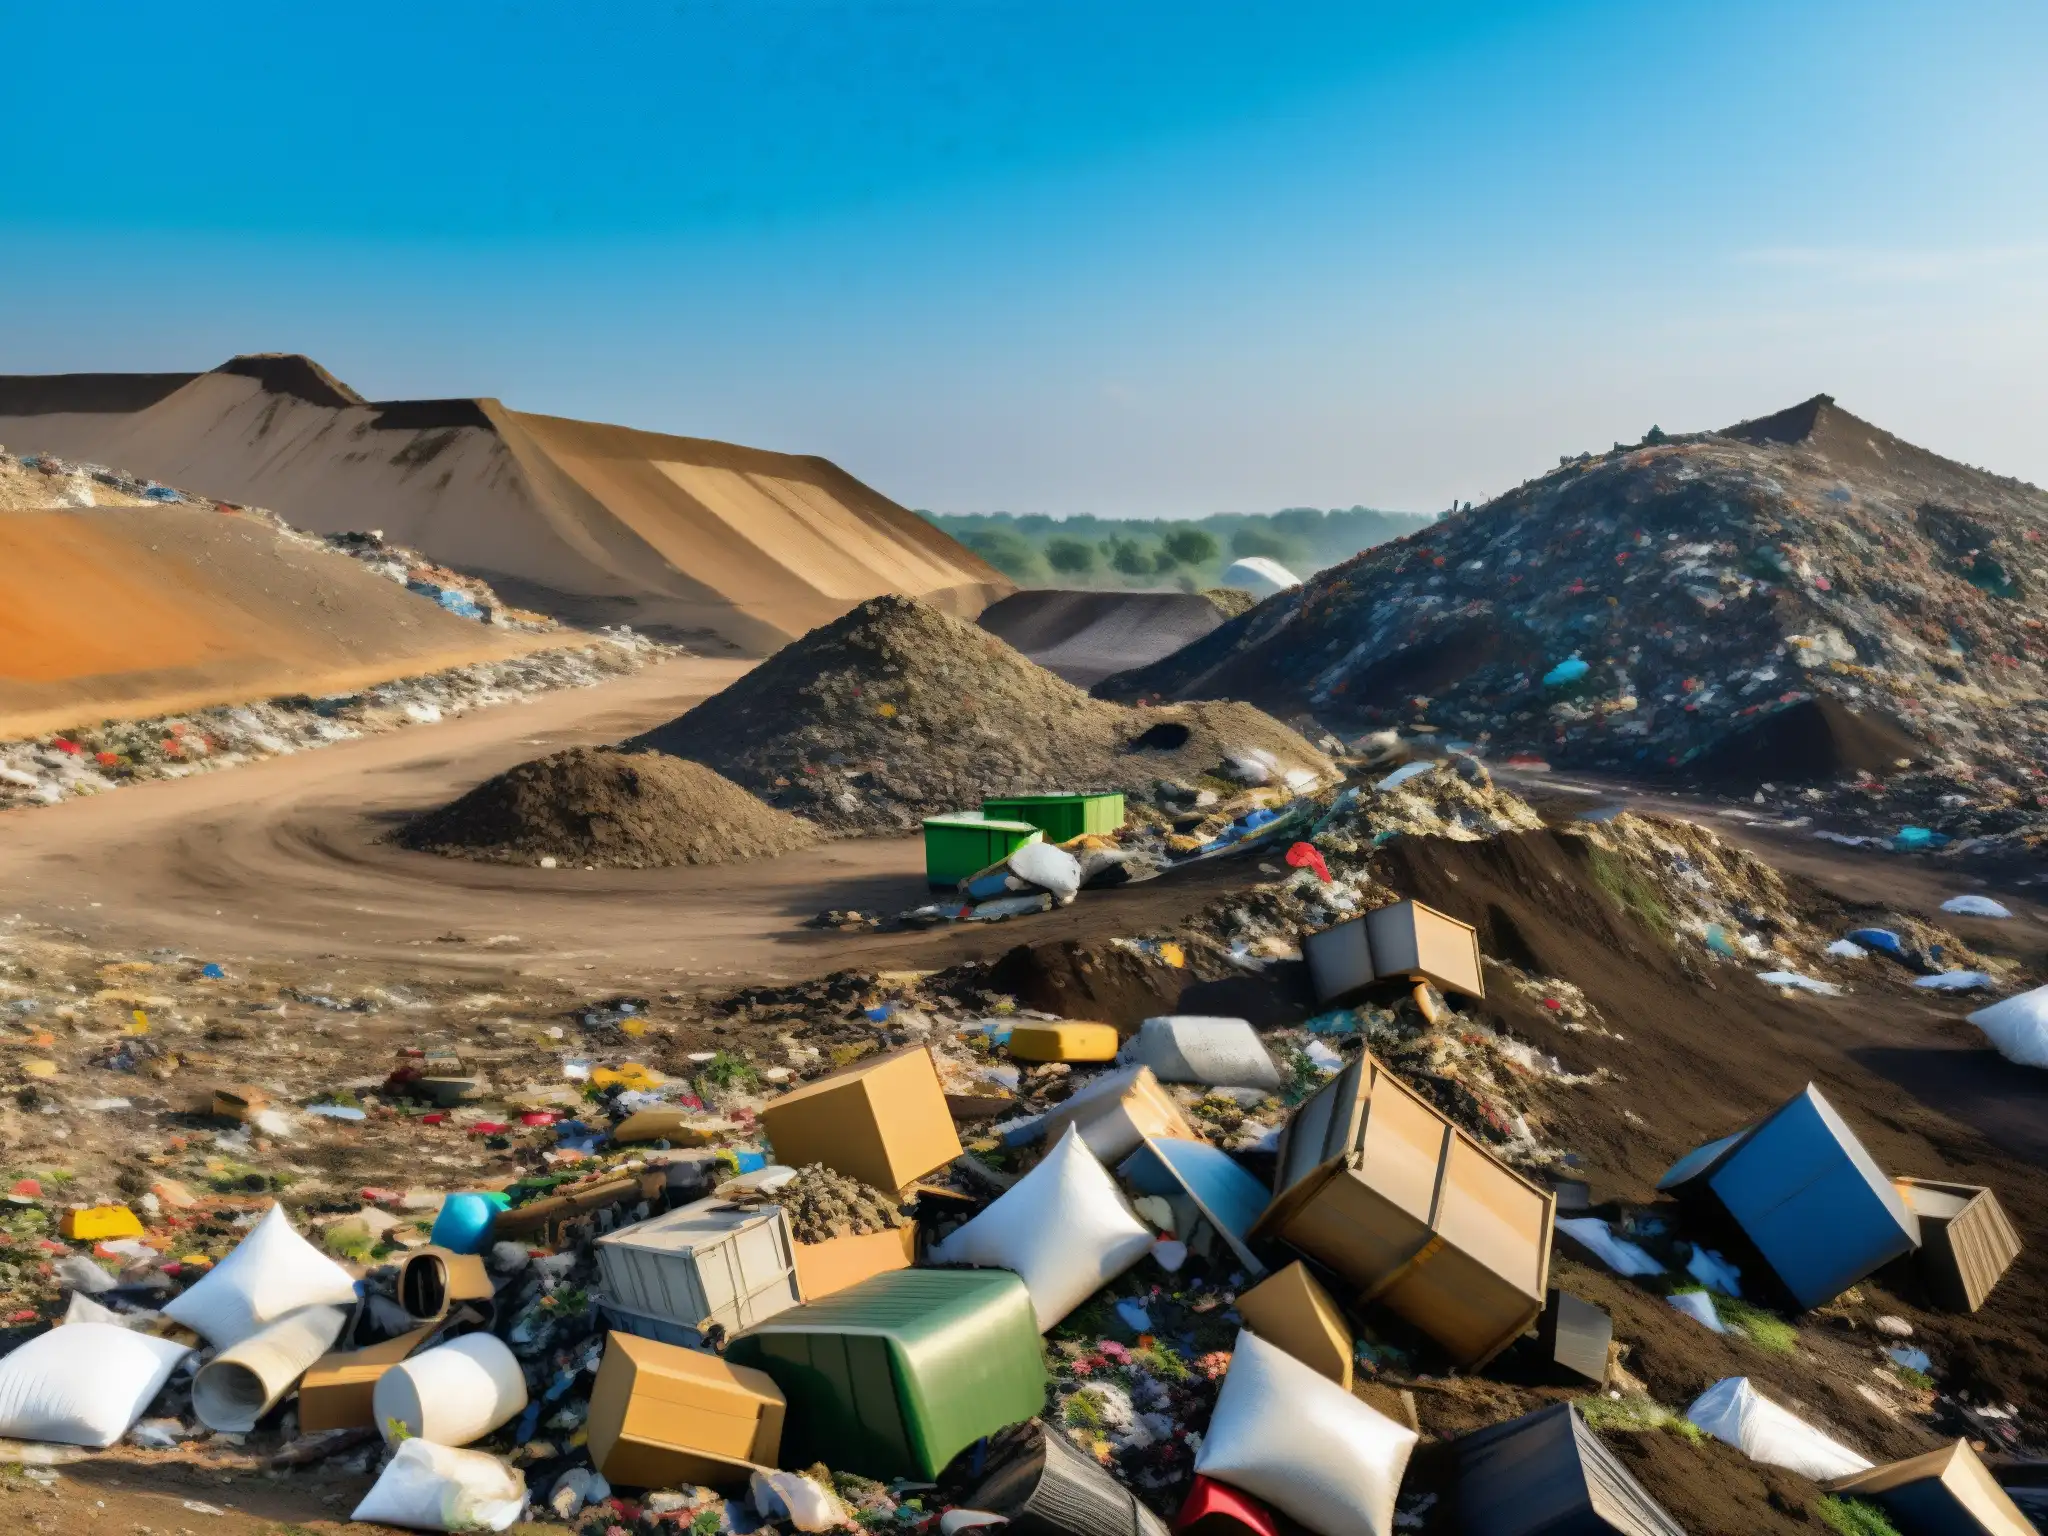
981,792,1126,844
725,1268,1048,1479
922,814,1042,889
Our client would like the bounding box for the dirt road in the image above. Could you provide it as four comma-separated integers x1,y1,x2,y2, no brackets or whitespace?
0,657,1274,991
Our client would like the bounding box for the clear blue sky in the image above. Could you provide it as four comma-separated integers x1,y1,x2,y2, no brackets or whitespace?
4,1,2044,514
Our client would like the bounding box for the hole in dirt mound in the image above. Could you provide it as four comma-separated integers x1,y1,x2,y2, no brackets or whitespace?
1690,696,1926,789
1126,721,1192,751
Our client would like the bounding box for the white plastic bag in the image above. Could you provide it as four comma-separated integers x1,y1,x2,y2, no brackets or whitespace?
1968,986,2048,1068
1554,1217,1665,1277
1941,894,2012,918
373,1332,529,1445
193,1304,349,1431
930,1126,1153,1330
1195,1330,1416,1536
0,1323,191,1448
752,1468,848,1532
164,1203,359,1348
1119,1017,1280,1090
1685,1377,1871,1481
351,1437,527,1532
1008,841,1082,901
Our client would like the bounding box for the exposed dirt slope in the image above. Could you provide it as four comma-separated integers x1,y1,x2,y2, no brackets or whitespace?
975,588,1225,686
628,594,1334,830
0,354,1011,652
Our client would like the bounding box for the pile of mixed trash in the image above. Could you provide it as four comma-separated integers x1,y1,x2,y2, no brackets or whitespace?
324,529,558,631
1098,397,2048,816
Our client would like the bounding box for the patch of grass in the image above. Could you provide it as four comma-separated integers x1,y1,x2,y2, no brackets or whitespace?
697,1049,760,1093
1586,847,1674,941
1815,1496,1904,1536
829,1042,876,1069
1895,1366,1936,1392
1130,1341,1192,1382
1063,1391,1105,1429
1577,1394,1705,1445
1714,1294,1800,1354
691,1508,725,1536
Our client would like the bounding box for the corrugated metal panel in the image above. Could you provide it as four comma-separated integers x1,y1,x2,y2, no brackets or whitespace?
1896,1179,2022,1314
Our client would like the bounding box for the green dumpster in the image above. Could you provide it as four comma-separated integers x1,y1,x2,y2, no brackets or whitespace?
981,792,1126,844
922,813,1042,890
725,1268,1048,1479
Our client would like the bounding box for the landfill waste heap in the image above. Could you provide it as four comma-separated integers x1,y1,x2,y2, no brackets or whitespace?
1098,396,2048,833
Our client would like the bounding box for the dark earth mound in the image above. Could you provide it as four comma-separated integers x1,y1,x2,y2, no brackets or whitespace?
976,589,1225,687
398,745,819,868
1691,695,1927,788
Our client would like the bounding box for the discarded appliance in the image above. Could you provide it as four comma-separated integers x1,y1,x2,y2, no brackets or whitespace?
1119,1016,1282,1091
399,1246,498,1326
586,1331,786,1490
1118,1135,1269,1278
1657,1084,1920,1310
1232,1260,1353,1389
725,1267,1047,1480
1892,1178,2021,1314
971,1421,1173,1536
1534,1289,1612,1385
1685,1377,1870,1482
1455,1402,1687,1536
793,1221,917,1301
1254,1051,1555,1367
1034,1065,1199,1165
982,792,1126,844
1303,899,1486,1006
595,1196,801,1344
933,1125,1154,1330
373,1332,530,1447
1826,1439,2035,1536
297,1324,438,1433
760,1045,964,1194
192,1304,350,1432
923,813,1043,889
1176,1477,1294,1536
1009,1022,1121,1063
1194,1329,1417,1536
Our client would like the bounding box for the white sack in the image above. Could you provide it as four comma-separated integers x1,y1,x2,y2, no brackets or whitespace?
752,1468,848,1532
0,1323,190,1448
1941,895,2012,918
1008,841,1082,901
192,1304,349,1431
1685,1377,1871,1482
352,1437,527,1532
1555,1218,1665,1277
930,1125,1153,1331
1916,971,1994,992
1119,1017,1280,1091
374,1331,529,1446
1195,1330,1416,1536
1968,985,2048,1068
164,1203,359,1348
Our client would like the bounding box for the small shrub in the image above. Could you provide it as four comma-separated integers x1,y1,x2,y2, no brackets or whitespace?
1815,1496,1904,1536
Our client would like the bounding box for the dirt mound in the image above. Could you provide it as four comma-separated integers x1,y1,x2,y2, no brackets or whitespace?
751,1163,908,1242
1096,397,2048,798
976,588,1225,686
1692,695,1927,788
0,356,1009,652
1200,586,1258,618
399,746,818,868
626,594,1334,831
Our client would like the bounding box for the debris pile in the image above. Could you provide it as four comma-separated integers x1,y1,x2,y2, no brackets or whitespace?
399,747,820,869
324,530,559,630
627,594,1334,832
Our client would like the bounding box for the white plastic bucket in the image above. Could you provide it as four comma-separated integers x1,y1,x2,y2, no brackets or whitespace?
373,1332,529,1446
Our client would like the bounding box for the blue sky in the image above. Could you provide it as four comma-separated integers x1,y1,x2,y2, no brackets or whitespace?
4,1,2044,514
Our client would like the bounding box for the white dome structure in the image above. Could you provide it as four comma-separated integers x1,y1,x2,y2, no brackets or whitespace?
1219,557,1301,597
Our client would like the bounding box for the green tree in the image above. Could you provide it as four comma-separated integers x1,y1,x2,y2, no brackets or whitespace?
1046,536,1097,575
1162,528,1219,567
1107,537,1152,577
963,528,1046,582
1230,527,1293,560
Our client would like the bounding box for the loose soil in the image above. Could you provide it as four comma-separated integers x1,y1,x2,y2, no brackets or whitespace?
397,745,819,868
627,594,1334,831
757,1163,909,1242
1692,694,1927,788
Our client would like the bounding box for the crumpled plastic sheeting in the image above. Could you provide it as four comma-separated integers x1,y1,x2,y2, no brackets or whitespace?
1555,1218,1665,1277
1685,1377,1871,1482
1968,986,2048,1068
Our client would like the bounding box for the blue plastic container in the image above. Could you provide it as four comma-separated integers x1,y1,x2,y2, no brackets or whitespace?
430,1191,510,1255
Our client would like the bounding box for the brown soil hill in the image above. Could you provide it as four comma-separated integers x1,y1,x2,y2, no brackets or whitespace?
399,746,819,868
975,588,1226,686
0,355,1011,653
626,594,1335,831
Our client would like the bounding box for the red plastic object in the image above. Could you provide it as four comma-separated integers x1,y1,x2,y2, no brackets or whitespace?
1283,841,1330,883
468,1121,509,1136
1176,1476,1290,1536
10,1179,41,1199
518,1111,559,1127
419,1112,448,1126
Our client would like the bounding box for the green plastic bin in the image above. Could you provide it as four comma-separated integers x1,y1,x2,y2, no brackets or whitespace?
981,792,1126,844
725,1268,1048,1479
923,813,1043,890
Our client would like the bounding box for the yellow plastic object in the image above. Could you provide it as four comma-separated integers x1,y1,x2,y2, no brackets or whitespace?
1007,1023,1120,1064
62,1205,147,1241
591,1063,665,1092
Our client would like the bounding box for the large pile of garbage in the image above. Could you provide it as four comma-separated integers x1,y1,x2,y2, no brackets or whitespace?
628,594,1335,832
399,746,822,869
1099,397,2048,810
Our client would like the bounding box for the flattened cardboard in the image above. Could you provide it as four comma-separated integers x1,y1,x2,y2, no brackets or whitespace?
759,1045,962,1194
1233,1261,1353,1390
586,1331,785,1491
793,1223,916,1301
613,1109,718,1146
297,1324,437,1432
1008,1023,1120,1063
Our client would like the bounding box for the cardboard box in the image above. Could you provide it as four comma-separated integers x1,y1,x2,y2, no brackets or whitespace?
1008,1022,1120,1063
596,1197,801,1339
1304,900,1485,1005
297,1325,437,1433
759,1046,962,1195
1827,1439,2035,1536
1535,1289,1611,1385
1458,1402,1686,1536
586,1332,785,1491
1035,1065,1198,1166
398,1247,497,1325
1895,1178,2021,1313
1233,1261,1352,1391
1254,1051,1553,1368
613,1109,717,1146
213,1084,269,1121
793,1222,916,1301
